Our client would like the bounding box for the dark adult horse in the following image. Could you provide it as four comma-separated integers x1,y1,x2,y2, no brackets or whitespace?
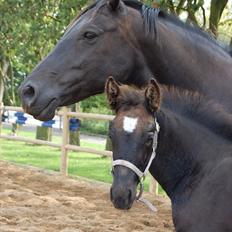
105,77,232,232
19,0,232,121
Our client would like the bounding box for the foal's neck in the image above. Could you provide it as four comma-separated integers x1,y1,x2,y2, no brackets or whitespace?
150,104,231,203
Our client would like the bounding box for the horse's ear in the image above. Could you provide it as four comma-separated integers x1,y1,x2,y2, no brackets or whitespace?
108,0,120,11
105,76,120,110
145,79,161,112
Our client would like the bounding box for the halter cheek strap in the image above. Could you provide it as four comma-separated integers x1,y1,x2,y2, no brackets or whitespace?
112,130,158,179
111,120,159,212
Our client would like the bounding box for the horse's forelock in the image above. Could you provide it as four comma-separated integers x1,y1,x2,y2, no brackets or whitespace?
65,0,105,33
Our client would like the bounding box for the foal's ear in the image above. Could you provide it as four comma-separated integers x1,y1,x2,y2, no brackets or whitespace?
145,79,161,112
105,76,120,110
108,0,120,10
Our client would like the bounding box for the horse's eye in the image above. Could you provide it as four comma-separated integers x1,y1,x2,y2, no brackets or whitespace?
84,31,97,40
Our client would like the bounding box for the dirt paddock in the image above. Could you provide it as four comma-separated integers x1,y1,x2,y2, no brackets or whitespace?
0,161,173,232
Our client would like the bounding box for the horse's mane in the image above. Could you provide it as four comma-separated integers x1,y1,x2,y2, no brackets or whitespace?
68,0,222,49
123,0,220,47
117,84,232,141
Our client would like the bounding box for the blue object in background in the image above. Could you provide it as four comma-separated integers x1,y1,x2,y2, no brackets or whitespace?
15,112,27,125
42,120,55,128
69,118,81,131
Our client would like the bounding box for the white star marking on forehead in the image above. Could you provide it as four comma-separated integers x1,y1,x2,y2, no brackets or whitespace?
123,116,138,133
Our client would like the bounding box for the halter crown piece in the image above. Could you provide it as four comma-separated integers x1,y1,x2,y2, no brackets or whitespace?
111,119,160,212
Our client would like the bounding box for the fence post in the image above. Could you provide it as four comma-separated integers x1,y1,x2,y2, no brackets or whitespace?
69,103,80,146
149,175,158,195
61,107,69,176
0,102,3,135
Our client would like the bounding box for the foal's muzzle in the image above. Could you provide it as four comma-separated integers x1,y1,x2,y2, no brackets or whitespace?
110,185,135,210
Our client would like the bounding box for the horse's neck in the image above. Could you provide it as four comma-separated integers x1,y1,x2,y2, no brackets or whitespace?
150,19,231,76
137,19,232,109
150,108,229,202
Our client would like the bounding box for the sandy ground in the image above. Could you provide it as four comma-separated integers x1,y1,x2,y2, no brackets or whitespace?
0,161,173,232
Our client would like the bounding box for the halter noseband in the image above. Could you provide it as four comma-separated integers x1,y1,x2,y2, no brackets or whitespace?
111,119,159,207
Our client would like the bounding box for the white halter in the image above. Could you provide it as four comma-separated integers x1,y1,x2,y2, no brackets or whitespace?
111,120,160,211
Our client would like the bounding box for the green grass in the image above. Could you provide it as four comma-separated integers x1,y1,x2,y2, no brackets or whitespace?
0,126,165,195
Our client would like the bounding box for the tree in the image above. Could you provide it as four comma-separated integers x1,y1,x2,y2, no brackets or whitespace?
149,0,230,36
209,0,228,37
0,0,88,105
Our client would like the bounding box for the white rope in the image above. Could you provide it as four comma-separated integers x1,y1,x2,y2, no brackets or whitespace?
112,160,144,179
138,197,157,212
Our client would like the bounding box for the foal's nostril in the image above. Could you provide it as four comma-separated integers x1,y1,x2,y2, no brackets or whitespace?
128,189,132,202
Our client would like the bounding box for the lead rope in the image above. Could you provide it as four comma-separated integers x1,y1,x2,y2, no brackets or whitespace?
136,129,158,212
112,120,160,213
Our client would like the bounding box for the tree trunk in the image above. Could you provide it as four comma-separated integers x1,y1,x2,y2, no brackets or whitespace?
0,57,10,103
176,0,187,15
209,0,228,37
0,78,4,104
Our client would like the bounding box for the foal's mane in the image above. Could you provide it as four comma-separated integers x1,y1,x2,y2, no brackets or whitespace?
117,85,232,141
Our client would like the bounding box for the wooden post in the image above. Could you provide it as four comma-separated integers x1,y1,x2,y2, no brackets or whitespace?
69,103,80,146
36,126,52,141
12,123,21,136
149,175,158,195
105,136,112,151
60,107,69,176
105,122,112,151
0,102,3,135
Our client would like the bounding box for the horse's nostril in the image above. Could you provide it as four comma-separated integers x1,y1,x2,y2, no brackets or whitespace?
21,85,37,109
23,85,35,99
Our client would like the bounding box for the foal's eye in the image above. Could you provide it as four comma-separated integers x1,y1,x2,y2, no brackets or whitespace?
145,132,154,146
84,31,97,40
108,131,112,139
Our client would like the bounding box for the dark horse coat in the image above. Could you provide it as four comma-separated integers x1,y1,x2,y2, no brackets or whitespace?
106,77,232,232
19,0,232,121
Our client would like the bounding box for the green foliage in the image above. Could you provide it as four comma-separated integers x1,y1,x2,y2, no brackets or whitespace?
218,3,232,43
81,94,112,115
80,94,113,135
80,120,109,136
0,0,89,105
